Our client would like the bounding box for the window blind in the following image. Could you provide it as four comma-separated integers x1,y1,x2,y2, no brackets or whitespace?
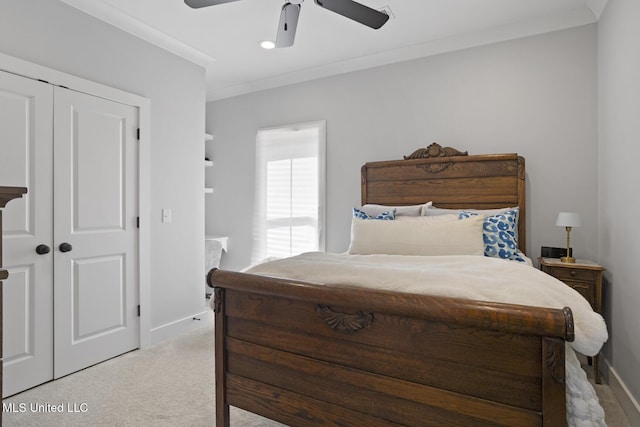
252,121,326,263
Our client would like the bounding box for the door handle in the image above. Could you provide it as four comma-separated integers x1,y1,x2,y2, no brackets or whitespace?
59,242,73,253
35,244,51,255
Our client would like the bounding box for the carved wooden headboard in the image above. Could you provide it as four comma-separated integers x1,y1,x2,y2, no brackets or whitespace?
361,143,526,253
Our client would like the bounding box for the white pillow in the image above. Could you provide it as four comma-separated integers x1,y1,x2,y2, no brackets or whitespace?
347,215,484,256
395,214,458,223
360,202,431,218
423,204,517,216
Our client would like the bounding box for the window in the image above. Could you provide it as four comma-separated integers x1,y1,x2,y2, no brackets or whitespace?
252,121,326,263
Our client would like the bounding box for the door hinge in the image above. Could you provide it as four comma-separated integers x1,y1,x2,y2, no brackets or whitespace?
137,305,141,317
136,216,140,228
136,128,140,140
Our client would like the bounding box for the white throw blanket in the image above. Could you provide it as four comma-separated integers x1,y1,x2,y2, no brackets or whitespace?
243,252,608,426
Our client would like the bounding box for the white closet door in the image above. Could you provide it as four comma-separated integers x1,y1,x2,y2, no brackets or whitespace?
0,71,54,397
52,87,140,378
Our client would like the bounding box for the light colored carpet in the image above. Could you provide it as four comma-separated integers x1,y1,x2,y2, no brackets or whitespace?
578,354,633,427
2,309,632,426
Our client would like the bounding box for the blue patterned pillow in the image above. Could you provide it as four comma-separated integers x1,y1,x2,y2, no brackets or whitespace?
459,209,525,262
353,207,396,220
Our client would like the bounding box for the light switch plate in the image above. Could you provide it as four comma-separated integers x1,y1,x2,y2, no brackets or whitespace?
162,208,172,223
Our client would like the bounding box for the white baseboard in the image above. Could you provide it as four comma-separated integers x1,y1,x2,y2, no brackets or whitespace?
147,308,210,347
606,361,640,426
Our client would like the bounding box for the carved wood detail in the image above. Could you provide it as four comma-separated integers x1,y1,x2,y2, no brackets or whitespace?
404,143,468,160
0,187,27,208
544,337,566,384
315,305,374,334
404,143,468,173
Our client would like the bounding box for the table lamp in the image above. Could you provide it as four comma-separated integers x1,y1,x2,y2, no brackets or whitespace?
556,212,582,263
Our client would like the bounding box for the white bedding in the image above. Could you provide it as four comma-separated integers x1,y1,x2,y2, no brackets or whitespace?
243,252,608,426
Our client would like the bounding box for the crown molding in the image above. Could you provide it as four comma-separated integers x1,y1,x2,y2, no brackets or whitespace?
60,0,214,68
587,0,609,19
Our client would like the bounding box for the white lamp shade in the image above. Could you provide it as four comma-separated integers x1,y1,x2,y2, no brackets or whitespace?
556,212,582,227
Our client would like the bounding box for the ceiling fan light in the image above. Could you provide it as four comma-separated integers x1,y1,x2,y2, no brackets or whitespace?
260,40,276,49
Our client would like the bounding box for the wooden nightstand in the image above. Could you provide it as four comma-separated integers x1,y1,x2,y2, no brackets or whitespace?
538,257,605,383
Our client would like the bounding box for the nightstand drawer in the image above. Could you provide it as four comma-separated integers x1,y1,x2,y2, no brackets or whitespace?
563,281,596,306
544,266,597,282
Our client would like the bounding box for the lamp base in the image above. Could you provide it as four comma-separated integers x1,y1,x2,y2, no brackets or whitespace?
560,256,576,263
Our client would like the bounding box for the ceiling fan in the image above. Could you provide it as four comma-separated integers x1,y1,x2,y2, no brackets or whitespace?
184,0,390,48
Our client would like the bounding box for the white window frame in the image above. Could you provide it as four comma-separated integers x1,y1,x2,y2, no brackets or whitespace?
252,120,326,263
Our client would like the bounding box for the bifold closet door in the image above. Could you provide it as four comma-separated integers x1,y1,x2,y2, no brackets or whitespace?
0,71,55,397
52,87,140,379
1,70,140,396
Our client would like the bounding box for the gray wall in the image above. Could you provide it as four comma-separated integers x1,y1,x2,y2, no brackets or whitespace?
0,0,207,338
598,0,640,410
206,25,598,273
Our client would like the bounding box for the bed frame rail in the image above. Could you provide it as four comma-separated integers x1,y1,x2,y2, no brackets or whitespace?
210,269,573,427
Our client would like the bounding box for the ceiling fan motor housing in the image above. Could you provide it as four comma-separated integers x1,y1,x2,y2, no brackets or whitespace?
185,0,389,48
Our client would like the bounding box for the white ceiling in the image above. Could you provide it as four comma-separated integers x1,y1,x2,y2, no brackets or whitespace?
60,0,607,101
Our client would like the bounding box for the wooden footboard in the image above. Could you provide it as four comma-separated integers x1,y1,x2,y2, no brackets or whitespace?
209,268,574,427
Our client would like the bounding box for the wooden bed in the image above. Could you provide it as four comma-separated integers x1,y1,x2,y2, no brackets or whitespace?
209,144,574,426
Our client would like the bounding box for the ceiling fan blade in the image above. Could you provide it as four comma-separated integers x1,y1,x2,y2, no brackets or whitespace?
184,0,242,9
275,2,301,48
313,0,389,29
